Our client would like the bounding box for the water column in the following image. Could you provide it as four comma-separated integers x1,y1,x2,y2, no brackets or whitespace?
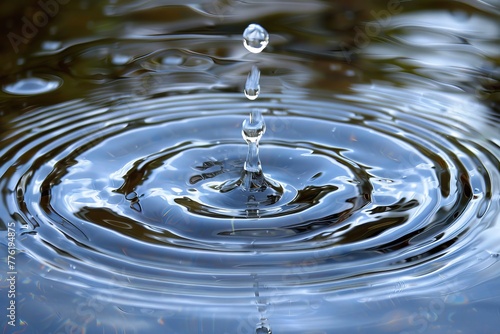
241,24,285,205
220,24,282,206
241,85,266,190
241,24,269,192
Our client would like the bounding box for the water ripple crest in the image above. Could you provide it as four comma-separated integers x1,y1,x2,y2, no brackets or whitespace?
2,89,498,312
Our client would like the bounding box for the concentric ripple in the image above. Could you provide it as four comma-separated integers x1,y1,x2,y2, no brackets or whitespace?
0,1,499,332
2,87,498,318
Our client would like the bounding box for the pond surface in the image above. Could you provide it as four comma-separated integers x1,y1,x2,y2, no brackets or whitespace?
1,1,499,333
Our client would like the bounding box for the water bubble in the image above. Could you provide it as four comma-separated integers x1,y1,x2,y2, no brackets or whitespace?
244,65,260,100
3,76,61,95
243,24,269,53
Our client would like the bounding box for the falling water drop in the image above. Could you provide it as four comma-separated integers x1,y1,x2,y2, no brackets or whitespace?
245,65,261,100
243,23,269,53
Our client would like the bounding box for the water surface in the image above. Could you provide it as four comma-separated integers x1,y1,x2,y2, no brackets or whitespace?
1,1,499,333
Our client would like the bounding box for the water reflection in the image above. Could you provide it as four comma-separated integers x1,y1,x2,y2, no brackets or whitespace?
3,76,61,95
0,1,499,334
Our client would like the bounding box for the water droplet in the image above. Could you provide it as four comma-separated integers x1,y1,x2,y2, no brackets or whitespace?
3,77,61,95
243,23,269,53
244,65,260,100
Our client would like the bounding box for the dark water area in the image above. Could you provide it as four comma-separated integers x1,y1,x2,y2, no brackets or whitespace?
1,1,500,333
